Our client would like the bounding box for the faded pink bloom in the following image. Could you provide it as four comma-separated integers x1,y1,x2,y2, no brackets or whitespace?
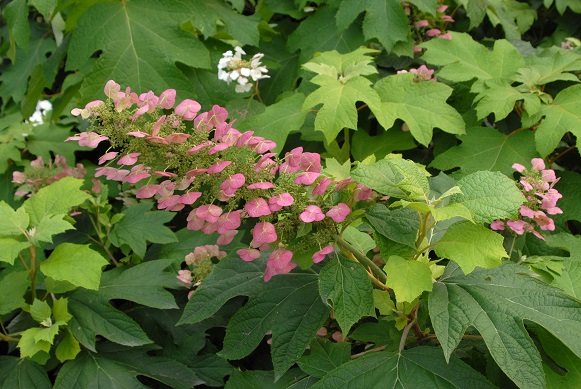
264,248,296,281
127,131,148,138
217,230,238,245
354,185,373,201
216,211,242,234
312,245,334,263
519,205,535,218
252,222,277,247
532,211,555,231
531,158,545,171
165,133,190,144
512,163,526,173
117,152,141,166
71,100,104,119
438,33,452,40
196,204,223,223
414,20,429,28
247,182,275,190
136,184,160,199
186,211,205,231
313,178,332,195
295,172,320,185
220,173,246,195
245,198,271,218
98,151,118,165
541,170,557,183
177,270,193,286
124,164,151,184
507,220,528,235
237,248,261,262
12,171,26,184
490,220,505,231
326,203,351,223
157,195,183,211
426,28,441,37
158,89,176,109
268,193,294,212
209,143,230,154
175,99,202,120
180,192,202,205
104,80,121,99
65,132,109,148
207,160,231,174
300,205,325,223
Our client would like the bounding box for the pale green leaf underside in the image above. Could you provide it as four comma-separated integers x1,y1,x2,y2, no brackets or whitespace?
384,256,433,302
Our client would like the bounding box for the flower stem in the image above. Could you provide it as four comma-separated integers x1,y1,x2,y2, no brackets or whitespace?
333,234,386,284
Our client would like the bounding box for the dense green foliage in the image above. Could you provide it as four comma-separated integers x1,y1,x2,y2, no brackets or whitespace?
1,0,581,387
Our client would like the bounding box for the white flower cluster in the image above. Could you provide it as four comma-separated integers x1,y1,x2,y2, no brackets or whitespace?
218,46,269,93
28,100,52,126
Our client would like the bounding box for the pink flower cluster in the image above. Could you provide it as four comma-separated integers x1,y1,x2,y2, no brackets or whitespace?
12,155,86,197
69,81,373,282
490,158,562,240
397,65,436,82
411,4,454,54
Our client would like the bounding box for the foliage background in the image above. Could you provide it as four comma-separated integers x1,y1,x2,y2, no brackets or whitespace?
1,0,581,388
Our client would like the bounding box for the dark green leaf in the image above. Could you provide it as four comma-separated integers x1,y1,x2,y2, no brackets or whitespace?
109,202,177,258
310,347,495,388
68,290,152,352
225,368,310,389
99,259,178,309
53,349,201,389
0,356,51,389
66,0,211,102
297,338,351,378
429,262,581,389
0,270,29,315
366,204,419,248
430,127,538,177
319,253,375,334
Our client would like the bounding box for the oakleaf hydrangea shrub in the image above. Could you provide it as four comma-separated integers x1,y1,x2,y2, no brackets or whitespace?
67,80,374,282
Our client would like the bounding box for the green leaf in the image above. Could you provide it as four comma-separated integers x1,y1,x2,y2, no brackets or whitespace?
297,338,351,379
554,171,581,224
0,356,52,389
225,368,311,389
517,49,581,86
26,124,82,163
0,35,55,105
450,170,524,223
17,328,52,360
536,327,581,388
310,347,495,388
99,259,178,309
184,0,259,45
319,253,375,334
40,243,108,291
351,127,416,161
547,0,581,13
303,72,380,143
421,32,524,85
366,204,419,248
287,6,365,63
4,0,29,54
429,262,581,389
0,270,29,315
474,81,535,121
335,0,411,53
430,127,538,177
351,158,429,200
384,256,433,302
237,93,308,153
434,221,506,274
374,73,465,146
0,202,29,236
534,84,581,157
0,238,31,265
342,226,376,254
30,299,52,324
66,0,211,102
55,330,81,363
67,289,152,351
181,257,329,380
23,177,90,226
31,214,75,245
53,297,72,324
544,234,581,298
109,202,177,258
54,349,200,389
